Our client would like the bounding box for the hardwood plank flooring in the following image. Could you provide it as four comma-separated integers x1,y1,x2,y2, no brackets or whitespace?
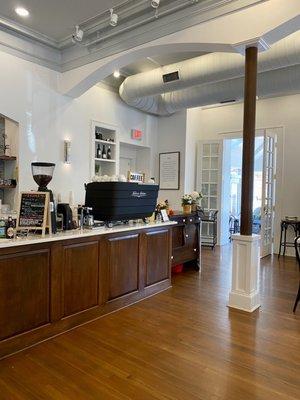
0,246,299,400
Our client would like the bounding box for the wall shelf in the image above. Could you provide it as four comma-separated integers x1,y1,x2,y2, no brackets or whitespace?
0,184,16,189
94,158,116,163
95,139,116,146
0,155,17,161
91,121,119,178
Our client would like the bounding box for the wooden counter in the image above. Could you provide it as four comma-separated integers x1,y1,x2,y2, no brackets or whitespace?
0,222,175,359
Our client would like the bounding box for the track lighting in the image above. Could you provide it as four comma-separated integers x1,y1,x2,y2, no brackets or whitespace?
151,0,160,9
109,8,118,27
72,25,84,43
113,70,120,78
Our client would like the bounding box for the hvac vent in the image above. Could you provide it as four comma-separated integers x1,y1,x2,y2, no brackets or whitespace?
162,71,179,83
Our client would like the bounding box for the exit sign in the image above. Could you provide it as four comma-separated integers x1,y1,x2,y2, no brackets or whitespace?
131,129,143,140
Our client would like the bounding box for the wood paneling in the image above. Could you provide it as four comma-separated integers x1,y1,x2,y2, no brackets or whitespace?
62,241,99,317
0,246,299,399
145,229,170,286
0,226,172,358
0,249,50,340
106,234,139,300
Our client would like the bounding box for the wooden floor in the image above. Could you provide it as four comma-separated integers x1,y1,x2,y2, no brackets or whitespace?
0,246,299,400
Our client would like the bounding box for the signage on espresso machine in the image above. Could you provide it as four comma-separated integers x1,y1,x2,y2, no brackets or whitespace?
131,191,147,198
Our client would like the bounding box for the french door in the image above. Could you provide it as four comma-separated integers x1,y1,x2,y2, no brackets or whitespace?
260,129,277,257
196,141,222,245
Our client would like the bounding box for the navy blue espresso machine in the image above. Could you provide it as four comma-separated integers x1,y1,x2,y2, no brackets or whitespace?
84,181,159,227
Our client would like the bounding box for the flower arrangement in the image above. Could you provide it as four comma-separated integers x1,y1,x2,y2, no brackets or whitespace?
156,200,168,212
190,191,203,204
181,194,193,206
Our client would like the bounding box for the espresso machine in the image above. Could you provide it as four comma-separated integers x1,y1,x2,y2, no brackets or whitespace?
31,162,57,234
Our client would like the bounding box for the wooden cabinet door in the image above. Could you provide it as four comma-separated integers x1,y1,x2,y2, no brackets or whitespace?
0,249,50,340
101,233,140,301
62,241,99,317
144,229,170,286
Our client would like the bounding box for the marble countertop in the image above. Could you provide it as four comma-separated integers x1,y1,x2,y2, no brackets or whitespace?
0,221,177,249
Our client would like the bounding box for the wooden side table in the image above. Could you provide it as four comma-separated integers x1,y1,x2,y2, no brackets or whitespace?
169,211,201,270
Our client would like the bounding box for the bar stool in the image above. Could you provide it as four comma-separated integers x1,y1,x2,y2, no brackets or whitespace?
278,218,300,258
293,236,300,313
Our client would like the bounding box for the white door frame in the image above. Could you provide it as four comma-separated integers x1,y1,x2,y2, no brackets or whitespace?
218,126,284,255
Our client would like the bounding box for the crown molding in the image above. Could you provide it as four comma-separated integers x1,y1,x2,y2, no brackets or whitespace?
0,15,59,48
0,0,266,73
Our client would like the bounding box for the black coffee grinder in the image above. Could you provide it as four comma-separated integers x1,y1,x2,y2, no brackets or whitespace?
31,162,57,234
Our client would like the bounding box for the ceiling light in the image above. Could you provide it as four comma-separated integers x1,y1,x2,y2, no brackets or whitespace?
109,9,118,27
15,7,29,17
113,70,120,78
151,0,160,9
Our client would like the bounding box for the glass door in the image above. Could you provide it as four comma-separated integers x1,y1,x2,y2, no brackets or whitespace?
261,129,277,257
197,141,222,245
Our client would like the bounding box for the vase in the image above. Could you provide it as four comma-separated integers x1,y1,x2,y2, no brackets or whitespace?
182,204,192,214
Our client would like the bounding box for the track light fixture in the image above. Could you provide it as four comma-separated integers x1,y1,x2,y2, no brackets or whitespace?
109,8,118,27
151,0,160,9
72,25,84,43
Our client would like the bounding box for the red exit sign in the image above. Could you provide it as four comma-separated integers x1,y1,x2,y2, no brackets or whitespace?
131,129,143,140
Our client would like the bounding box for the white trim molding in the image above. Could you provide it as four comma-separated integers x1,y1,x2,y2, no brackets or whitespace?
228,233,261,312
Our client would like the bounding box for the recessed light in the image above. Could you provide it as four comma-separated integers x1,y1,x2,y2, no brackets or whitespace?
15,7,29,17
113,70,120,78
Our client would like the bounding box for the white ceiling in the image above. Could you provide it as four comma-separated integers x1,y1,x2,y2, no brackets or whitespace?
0,0,124,40
102,51,208,89
123,52,208,75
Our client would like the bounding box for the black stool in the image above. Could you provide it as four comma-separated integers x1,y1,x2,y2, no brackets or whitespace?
293,236,300,313
278,219,300,258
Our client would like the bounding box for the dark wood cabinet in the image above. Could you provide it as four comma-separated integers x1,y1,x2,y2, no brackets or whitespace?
0,225,172,358
0,248,50,340
105,233,140,300
144,229,170,286
62,241,99,317
170,212,201,269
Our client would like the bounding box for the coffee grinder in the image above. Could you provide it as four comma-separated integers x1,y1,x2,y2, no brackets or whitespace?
31,162,57,234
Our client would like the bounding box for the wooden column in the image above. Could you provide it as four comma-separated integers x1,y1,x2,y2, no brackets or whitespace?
240,46,258,236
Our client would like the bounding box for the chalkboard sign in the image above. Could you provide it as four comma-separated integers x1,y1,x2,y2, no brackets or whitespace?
17,191,50,235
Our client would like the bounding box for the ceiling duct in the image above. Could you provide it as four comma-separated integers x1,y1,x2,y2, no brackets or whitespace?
119,31,300,115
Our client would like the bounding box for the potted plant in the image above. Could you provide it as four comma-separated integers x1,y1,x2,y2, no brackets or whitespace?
190,191,203,212
181,194,192,214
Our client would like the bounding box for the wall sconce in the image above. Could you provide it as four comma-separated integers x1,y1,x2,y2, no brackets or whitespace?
64,140,71,164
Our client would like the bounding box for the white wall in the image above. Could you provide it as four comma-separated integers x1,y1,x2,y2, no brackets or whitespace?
187,94,300,254
0,50,158,206
156,111,187,210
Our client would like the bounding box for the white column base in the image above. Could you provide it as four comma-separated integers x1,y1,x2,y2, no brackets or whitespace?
228,234,261,312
